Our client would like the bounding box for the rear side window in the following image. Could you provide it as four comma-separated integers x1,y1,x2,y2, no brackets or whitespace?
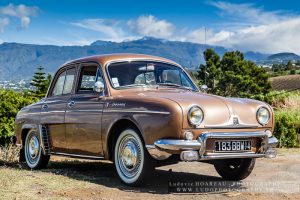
52,71,66,96
50,67,76,97
63,68,76,95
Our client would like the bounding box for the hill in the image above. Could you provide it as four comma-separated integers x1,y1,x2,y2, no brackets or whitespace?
0,37,269,80
267,52,300,61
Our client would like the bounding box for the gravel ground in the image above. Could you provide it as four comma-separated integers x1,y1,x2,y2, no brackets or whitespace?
0,148,299,200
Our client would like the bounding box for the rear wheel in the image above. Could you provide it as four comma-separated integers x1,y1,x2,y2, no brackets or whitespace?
114,128,154,186
213,158,255,180
24,130,50,169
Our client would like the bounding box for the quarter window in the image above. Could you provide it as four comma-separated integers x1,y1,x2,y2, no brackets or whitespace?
52,71,66,96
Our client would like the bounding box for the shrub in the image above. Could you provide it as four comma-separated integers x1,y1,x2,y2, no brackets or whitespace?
274,109,300,147
253,91,300,109
0,90,35,145
0,144,20,164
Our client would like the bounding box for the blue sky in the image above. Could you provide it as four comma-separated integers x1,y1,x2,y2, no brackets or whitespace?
1,0,300,53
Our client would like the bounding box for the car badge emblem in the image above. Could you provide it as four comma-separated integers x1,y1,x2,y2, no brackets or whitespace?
233,117,239,125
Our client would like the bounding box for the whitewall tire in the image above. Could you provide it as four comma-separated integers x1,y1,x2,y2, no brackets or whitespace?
114,128,153,185
24,130,50,169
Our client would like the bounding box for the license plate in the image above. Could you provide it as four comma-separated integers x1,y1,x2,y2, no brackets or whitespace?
215,140,252,152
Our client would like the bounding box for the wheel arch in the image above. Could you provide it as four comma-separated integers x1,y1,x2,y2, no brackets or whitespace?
19,124,38,162
106,118,144,161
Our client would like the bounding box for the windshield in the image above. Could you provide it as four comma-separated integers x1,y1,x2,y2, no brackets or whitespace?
106,61,198,91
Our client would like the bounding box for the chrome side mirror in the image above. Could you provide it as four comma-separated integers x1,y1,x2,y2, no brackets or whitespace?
200,85,208,93
94,81,104,94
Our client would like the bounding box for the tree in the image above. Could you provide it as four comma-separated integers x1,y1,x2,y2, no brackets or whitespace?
198,49,271,97
197,49,222,94
30,66,51,98
286,60,293,70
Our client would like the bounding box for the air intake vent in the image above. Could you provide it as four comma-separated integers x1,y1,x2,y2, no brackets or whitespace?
41,125,51,155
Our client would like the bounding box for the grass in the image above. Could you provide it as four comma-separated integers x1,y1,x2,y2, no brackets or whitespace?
0,159,104,200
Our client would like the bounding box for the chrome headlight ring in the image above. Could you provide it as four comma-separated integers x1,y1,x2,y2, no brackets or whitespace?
257,107,270,126
188,106,204,126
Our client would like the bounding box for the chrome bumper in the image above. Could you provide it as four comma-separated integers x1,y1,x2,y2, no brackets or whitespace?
146,131,278,161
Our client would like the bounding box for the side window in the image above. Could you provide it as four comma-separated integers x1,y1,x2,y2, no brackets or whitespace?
52,71,66,96
77,65,98,92
63,68,76,95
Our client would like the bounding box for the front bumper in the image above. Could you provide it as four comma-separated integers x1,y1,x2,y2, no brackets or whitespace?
146,131,278,161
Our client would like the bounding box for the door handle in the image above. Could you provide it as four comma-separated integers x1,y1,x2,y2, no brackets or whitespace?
42,104,48,109
67,101,75,108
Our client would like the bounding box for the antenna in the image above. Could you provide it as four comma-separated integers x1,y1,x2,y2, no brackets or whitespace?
204,26,207,85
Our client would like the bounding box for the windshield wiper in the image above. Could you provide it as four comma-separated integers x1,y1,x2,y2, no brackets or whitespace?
117,84,148,88
156,83,193,91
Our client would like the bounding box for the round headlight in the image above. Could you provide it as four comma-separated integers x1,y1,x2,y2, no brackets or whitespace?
257,107,270,125
188,106,204,126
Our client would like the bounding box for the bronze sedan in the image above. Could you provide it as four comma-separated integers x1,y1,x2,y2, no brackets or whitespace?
15,54,278,185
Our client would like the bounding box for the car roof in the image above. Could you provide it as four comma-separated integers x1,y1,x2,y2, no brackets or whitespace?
62,53,181,68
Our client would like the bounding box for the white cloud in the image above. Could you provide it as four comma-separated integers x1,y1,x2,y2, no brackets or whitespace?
215,18,300,54
71,18,133,41
0,18,9,32
71,6,300,54
127,15,175,39
204,1,300,54
20,16,30,28
0,3,39,29
207,1,290,25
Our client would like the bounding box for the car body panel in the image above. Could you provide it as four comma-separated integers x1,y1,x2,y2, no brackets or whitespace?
15,53,276,161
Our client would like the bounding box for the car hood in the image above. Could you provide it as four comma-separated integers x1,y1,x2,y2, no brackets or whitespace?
127,89,272,129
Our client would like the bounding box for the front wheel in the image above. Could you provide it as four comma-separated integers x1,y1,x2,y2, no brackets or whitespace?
114,128,154,186
24,130,50,169
213,158,255,180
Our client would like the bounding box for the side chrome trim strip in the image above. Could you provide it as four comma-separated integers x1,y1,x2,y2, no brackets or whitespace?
65,110,102,113
51,152,104,160
103,110,170,115
41,111,65,114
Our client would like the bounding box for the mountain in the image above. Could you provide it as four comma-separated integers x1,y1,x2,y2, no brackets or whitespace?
267,52,300,62
0,37,284,80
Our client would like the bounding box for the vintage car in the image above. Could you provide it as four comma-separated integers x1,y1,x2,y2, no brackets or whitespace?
15,54,278,185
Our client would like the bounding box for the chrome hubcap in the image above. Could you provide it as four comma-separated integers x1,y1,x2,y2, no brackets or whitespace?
29,136,39,159
117,135,141,178
25,133,40,166
121,142,137,168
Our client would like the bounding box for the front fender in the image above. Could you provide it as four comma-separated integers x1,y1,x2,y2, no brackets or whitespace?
101,96,183,158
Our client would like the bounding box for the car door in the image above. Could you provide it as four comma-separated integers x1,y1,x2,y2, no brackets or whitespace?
65,63,105,157
40,66,76,153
